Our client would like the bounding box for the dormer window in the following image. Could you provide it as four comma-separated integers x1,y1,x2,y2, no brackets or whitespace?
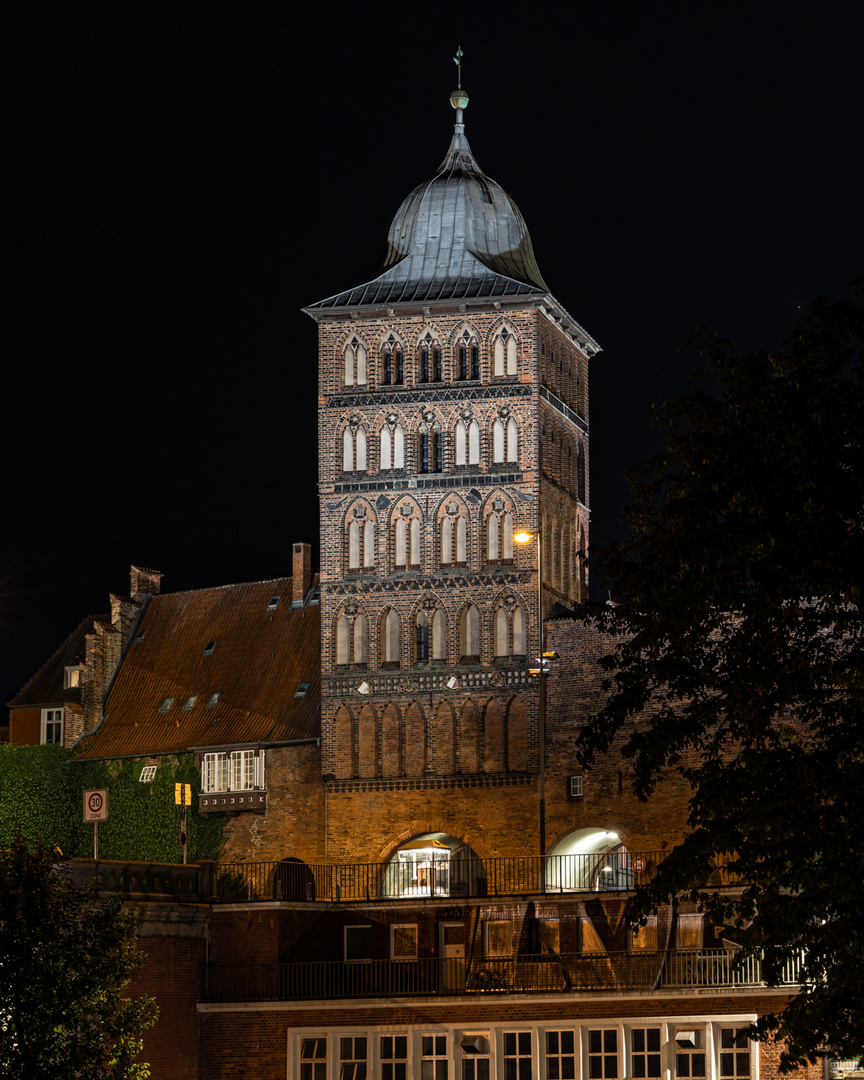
158,697,174,713
267,596,280,611
64,665,81,689
135,628,147,644
207,691,222,707
295,682,310,698
203,640,216,656
182,695,198,710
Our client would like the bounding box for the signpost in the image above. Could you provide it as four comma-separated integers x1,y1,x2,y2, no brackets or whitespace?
175,783,192,864
83,789,109,859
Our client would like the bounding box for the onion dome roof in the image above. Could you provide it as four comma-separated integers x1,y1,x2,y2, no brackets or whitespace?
310,94,549,309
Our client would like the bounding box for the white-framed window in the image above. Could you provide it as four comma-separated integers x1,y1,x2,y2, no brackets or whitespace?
587,1029,619,1079
631,1028,662,1079
718,1029,750,1080
202,749,263,792
421,1034,448,1080
460,1033,490,1080
41,708,63,745
546,1030,577,1080
300,1037,327,1080
64,665,81,688
502,1031,532,1080
391,924,418,960
675,1030,706,1080
202,752,228,792
139,765,158,783
340,1035,368,1080
345,925,372,961
381,1035,409,1080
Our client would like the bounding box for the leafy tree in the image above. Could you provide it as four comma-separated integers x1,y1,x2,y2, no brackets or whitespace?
579,276,863,1071
0,832,157,1078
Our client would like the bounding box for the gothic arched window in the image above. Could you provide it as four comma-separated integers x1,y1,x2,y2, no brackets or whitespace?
393,424,405,469
354,614,368,665
381,609,400,667
440,517,453,566
343,337,367,387
415,610,430,662
336,615,350,665
487,514,499,562
381,335,404,387
409,518,421,568
501,512,514,561
418,331,442,384
492,419,505,464
455,421,467,466
468,421,480,465
363,519,375,569
506,418,518,463
455,516,467,565
356,426,367,471
380,426,392,471
342,429,353,472
460,604,480,663
457,329,480,381
432,609,446,661
395,518,407,569
493,327,518,377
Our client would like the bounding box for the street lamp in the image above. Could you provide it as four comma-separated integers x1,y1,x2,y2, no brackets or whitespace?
514,527,554,891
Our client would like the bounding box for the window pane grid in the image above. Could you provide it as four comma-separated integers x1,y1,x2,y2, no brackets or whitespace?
546,1030,576,1080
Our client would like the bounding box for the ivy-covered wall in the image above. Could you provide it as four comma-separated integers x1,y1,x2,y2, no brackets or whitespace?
0,745,225,863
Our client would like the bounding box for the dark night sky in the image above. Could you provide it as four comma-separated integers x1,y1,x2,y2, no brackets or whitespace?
3,4,862,705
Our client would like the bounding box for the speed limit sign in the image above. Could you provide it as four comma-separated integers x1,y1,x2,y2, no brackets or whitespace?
83,789,109,822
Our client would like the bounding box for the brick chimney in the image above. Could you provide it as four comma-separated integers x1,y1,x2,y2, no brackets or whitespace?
130,566,163,600
292,543,312,607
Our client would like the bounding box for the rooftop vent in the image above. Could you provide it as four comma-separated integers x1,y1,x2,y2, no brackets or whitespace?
182,695,197,710
295,683,310,698
267,596,281,611
158,697,174,713
135,628,147,644
207,691,221,707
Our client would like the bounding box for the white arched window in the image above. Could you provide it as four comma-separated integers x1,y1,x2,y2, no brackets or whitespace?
354,614,368,665
356,427,367,472
492,420,505,464
363,519,375,568
493,329,518,377
513,604,526,656
487,514,499,562
468,421,480,465
342,429,353,472
343,338,367,386
506,418,518,463
432,609,446,660
440,517,453,566
409,518,421,568
336,615,350,665
460,604,480,660
395,518,407,569
456,516,467,564
382,609,400,665
380,426,392,470
455,422,467,466
502,512,513,561
348,520,361,570
394,424,405,469
494,607,508,657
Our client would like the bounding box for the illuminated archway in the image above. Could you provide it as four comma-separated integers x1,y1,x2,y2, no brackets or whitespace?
381,832,485,898
546,828,633,892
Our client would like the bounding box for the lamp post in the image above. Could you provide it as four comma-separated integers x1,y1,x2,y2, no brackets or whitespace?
514,527,548,891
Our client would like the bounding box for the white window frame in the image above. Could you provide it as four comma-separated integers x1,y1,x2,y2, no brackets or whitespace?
380,1033,409,1080
298,1035,328,1080
63,665,81,688
202,752,228,793
501,1030,532,1080
41,708,63,745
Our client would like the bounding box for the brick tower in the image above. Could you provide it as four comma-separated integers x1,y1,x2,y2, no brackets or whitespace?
304,82,599,860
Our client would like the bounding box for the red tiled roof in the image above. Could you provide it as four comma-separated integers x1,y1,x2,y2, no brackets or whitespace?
76,576,320,760
7,614,104,709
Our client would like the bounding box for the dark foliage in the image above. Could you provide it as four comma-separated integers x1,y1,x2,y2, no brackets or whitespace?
579,276,863,1070
0,832,157,1078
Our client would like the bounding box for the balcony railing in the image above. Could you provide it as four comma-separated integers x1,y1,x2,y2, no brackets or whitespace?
200,949,802,1003
214,852,741,903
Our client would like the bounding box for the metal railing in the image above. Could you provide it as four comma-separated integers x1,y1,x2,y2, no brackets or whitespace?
214,851,742,903
200,948,801,1003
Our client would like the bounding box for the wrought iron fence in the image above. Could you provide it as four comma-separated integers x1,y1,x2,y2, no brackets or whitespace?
200,948,800,1003
214,851,742,903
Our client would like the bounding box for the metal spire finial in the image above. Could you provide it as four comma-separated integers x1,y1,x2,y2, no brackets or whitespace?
449,47,469,125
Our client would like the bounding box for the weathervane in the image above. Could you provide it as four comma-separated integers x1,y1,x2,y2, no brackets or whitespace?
450,47,469,115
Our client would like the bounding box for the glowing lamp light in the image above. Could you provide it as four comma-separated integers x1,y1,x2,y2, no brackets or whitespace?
514,531,534,544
